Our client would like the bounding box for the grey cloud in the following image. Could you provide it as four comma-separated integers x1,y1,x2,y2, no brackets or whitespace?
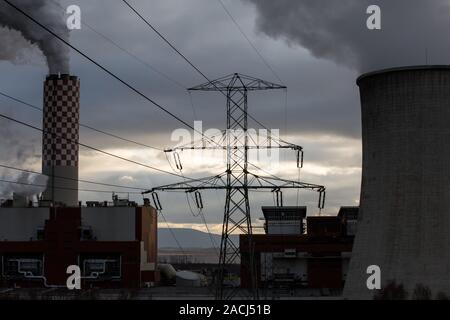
0,27,43,66
0,0,70,73
0,171,47,198
0,0,365,218
245,0,450,72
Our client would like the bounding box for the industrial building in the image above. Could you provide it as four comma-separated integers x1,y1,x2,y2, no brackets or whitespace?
0,74,159,289
240,206,358,290
344,66,450,299
0,201,158,288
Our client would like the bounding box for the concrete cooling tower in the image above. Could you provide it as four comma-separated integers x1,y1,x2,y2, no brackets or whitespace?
41,74,80,207
344,66,450,299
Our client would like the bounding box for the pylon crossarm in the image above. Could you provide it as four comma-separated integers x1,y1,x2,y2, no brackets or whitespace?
142,173,227,194
143,176,325,192
164,130,302,152
164,130,228,152
146,73,325,300
249,173,325,192
188,73,286,92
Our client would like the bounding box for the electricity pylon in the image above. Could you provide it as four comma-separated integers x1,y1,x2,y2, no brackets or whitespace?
143,73,325,299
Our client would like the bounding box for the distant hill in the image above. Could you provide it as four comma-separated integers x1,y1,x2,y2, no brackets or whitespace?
158,228,238,249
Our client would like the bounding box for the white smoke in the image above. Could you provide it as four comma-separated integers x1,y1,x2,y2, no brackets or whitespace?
0,107,43,198
245,0,450,72
0,26,44,66
0,172,48,199
0,0,70,73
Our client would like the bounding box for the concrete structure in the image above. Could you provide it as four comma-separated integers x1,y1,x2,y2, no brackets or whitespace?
344,66,450,299
0,204,159,288
262,206,306,235
176,270,207,287
240,206,358,290
41,74,80,206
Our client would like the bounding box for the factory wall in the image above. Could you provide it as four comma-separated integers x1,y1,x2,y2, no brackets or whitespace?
82,207,136,241
0,208,49,241
344,66,450,299
0,206,159,288
240,234,353,289
241,207,357,289
137,206,158,282
267,221,302,235
260,252,308,283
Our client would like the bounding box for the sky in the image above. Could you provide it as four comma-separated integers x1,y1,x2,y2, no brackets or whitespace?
1,0,449,234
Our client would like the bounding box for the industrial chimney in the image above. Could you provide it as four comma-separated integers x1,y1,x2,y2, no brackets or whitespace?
41,74,80,207
344,66,450,299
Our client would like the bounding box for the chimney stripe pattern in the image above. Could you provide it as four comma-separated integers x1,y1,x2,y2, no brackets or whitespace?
42,74,80,207
42,75,80,167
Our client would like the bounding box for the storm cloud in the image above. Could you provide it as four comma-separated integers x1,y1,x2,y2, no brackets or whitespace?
245,0,450,72
0,0,70,73
0,0,386,228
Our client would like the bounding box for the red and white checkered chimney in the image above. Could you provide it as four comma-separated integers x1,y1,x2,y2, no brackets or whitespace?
41,74,80,206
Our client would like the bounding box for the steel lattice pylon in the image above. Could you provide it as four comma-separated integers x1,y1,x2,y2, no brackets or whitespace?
220,75,256,300
143,73,326,300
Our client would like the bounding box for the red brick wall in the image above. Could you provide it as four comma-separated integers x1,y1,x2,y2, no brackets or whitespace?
135,206,157,264
0,207,154,288
308,258,342,289
240,234,352,289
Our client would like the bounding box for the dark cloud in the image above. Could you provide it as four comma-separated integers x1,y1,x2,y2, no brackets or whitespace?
0,0,70,73
0,0,369,222
245,0,450,72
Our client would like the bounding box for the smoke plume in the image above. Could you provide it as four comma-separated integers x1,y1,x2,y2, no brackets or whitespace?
245,0,450,72
0,0,70,73
0,172,48,199
0,106,44,198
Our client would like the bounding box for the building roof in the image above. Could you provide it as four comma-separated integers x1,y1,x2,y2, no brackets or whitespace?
261,206,307,221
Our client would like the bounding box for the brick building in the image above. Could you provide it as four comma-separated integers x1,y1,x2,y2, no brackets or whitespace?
240,206,358,289
0,202,159,288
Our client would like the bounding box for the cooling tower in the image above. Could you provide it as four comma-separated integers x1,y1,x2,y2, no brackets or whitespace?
41,74,80,207
344,66,450,299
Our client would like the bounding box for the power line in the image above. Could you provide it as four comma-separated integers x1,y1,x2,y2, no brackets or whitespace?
198,210,219,256
0,164,147,191
165,152,219,254
121,0,213,86
0,178,141,195
49,0,198,140
4,0,285,190
216,0,284,85
120,0,293,177
4,0,228,162
185,192,220,255
49,0,198,130
0,91,164,151
47,0,187,91
0,111,193,180
83,23,187,91
2,0,197,134
120,0,293,152
159,210,185,255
